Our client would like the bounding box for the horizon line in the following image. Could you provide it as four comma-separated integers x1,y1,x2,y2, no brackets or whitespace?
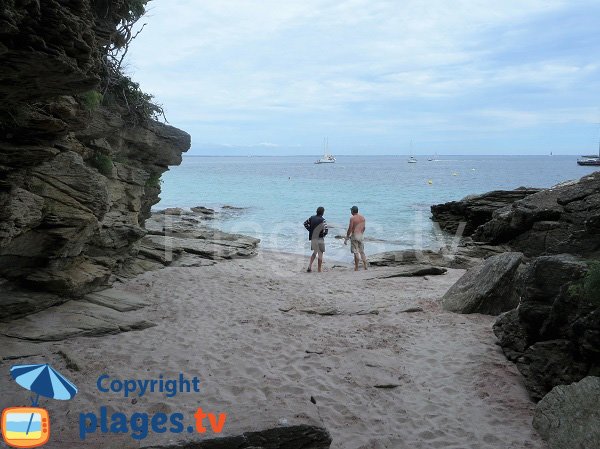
182,153,582,157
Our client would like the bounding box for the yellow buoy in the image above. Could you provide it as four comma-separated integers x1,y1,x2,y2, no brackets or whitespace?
428,179,433,185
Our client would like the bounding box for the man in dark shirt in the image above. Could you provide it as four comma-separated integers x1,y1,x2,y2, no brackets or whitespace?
304,206,328,272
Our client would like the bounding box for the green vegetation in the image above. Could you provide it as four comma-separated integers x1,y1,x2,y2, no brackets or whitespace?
79,90,103,111
145,173,162,188
99,0,165,124
568,261,600,306
103,75,165,122
91,153,113,177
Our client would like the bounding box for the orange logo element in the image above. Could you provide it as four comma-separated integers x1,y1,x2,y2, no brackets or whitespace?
1,407,50,448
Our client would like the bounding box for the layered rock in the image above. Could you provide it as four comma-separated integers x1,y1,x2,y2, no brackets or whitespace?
493,255,600,400
431,172,600,258
441,252,523,315
431,188,541,236
118,212,260,277
533,376,600,449
0,1,191,295
0,99,190,295
0,0,101,104
473,173,600,257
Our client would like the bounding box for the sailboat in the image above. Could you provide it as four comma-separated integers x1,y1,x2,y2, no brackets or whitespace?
577,127,600,166
315,138,336,164
407,140,417,163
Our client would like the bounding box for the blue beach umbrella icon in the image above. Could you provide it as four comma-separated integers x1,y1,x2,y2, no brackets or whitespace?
10,364,78,435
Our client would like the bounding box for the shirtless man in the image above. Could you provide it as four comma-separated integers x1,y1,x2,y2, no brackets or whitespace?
344,205,368,271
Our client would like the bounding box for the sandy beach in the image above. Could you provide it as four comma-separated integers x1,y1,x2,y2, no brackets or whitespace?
1,252,547,448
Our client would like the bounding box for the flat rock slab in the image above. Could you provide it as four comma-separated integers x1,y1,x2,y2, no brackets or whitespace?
377,266,447,278
369,249,480,269
0,337,44,360
0,299,155,341
0,285,67,321
84,288,150,312
143,235,258,260
533,376,600,449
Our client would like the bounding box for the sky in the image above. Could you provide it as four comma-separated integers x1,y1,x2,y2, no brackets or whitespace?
127,0,600,156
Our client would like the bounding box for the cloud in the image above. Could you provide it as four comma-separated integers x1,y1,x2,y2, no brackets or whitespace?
127,0,600,154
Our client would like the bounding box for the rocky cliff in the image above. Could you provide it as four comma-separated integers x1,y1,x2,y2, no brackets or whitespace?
431,172,600,258
0,0,191,295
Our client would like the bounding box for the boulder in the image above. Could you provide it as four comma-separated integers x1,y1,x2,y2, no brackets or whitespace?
492,309,528,361
533,376,600,449
493,254,600,400
160,207,185,216
441,252,523,315
191,206,216,217
431,188,541,236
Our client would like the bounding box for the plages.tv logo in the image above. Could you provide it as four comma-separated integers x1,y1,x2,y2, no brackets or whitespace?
1,364,78,448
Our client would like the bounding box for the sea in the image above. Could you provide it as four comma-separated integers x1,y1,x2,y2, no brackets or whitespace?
156,155,598,262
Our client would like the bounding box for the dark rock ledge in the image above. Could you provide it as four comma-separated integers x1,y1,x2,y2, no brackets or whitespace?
144,425,332,449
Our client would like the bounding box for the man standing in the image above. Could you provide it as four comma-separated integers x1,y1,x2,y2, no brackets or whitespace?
304,206,328,272
344,205,368,271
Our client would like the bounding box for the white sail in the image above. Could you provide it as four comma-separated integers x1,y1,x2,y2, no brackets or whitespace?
315,137,336,163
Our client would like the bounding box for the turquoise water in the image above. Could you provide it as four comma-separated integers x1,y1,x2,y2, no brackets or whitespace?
157,155,598,261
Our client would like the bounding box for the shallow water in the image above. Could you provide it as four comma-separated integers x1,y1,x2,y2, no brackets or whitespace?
157,155,597,261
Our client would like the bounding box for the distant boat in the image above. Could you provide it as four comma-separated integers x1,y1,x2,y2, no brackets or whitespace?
577,128,600,166
577,155,600,166
315,138,336,164
408,140,417,163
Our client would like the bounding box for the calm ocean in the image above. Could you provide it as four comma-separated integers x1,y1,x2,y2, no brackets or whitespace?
156,155,598,261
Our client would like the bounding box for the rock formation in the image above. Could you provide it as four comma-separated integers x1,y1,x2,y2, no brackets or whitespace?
493,255,599,400
368,248,482,269
533,376,600,449
0,1,191,295
473,173,600,257
121,212,260,276
441,252,523,315
433,175,600,404
431,172,600,258
431,188,541,236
